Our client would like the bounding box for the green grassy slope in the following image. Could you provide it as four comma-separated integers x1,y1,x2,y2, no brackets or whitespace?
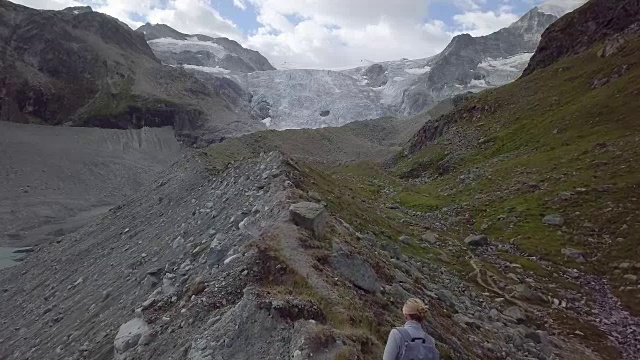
385,36,640,312
204,116,425,171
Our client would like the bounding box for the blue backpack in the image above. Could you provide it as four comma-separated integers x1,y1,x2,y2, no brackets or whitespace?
395,328,440,360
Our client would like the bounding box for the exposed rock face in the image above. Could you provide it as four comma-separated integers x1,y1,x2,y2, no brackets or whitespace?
137,23,275,73
398,7,559,115
523,0,640,76
0,1,261,145
289,202,327,237
363,64,388,87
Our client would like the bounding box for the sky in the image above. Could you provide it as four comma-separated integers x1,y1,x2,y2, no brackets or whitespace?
12,0,576,69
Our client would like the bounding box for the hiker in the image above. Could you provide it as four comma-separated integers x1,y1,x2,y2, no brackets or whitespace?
383,298,440,360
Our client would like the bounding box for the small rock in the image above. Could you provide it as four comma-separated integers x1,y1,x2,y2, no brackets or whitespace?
422,232,438,244
513,284,541,301
224,254,241,265
488,309,501,322
542,214,564,226
561,248,587,262
525,330,549,345
623,274,638,283
503,306,526,324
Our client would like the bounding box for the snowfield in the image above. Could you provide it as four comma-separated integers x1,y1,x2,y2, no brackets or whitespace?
149,38,228,58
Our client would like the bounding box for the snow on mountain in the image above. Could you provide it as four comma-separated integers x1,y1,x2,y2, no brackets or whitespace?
538,0,587,17
149,38,229,58
141,5,570,130
136,24,275,73
235,69,391,130
477,53,534,86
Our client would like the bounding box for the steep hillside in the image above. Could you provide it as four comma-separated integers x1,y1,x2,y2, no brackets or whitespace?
0,1,262,145
0,122,182,248
137,23,275,73
523,0,639,76
0,149,610,360
386,4,640,357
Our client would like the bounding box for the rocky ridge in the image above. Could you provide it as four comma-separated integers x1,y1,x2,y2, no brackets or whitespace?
0,151,608,359
137,23,275,73
157,1,585,130
0,1,262,145
523,0,640,76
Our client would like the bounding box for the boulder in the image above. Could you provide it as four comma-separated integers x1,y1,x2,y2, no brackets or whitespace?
453,314,481,329
542,214,564,226
561,248,587,262
114,318,151,354
465,234,489,247
623,274,638,282
525,330,550,345
503,306,526,324
329,251,380,293
289,202,328,237
488,308,502,322
436,289,458,312
513,284,541,301
422,232,438,244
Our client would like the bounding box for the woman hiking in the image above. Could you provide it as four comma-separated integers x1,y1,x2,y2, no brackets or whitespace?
383,298,440,360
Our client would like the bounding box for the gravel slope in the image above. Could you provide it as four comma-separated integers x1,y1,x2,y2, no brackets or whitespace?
0,122,183,247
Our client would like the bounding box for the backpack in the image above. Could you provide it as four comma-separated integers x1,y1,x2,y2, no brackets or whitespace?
395,327,440,360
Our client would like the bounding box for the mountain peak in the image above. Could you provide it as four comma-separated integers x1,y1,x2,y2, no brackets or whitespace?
537,0,588,17
61,6,93,15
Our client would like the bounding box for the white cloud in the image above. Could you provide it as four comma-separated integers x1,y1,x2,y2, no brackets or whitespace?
452,9,520,36
145,0,242,40
12,0,243,40
233,0,247,11
245,0,457,69
11,0,535,69
11,0,81,10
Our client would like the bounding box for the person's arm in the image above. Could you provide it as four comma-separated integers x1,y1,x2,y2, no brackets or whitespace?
383,329,401,360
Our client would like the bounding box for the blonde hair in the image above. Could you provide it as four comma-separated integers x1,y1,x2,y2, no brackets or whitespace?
402,298,428,322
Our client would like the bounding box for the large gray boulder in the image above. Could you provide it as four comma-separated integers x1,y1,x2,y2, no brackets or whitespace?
330,251,381,293
465,234,489,247
114,318,151,355
289,202,328,237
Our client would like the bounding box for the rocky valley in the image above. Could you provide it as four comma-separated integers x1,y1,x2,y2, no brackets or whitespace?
1,0,639,359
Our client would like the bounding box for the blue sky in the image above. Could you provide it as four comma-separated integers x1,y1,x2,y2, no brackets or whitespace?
14,0,582,69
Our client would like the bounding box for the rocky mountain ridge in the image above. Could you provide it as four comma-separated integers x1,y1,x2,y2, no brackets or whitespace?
0,1,263,145
523,0,640,76
136,23,275,73
154,1,585,130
